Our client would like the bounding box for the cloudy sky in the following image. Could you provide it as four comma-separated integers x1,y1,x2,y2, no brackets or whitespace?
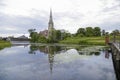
0,0,120,37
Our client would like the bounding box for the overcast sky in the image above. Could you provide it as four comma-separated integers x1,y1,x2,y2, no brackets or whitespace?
0,0,120,37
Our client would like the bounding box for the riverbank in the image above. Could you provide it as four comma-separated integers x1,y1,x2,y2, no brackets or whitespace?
0,40,11,50
59,37,105,45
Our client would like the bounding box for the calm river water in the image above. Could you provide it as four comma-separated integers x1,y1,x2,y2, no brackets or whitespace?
0,44,116,80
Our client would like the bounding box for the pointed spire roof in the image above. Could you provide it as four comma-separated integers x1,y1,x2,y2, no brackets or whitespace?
49,9,53,24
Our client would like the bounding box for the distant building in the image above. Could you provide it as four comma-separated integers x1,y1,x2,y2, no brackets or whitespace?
10,35,29,41
17,35,28,39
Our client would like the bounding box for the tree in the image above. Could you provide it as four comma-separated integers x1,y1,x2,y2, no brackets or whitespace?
54,30,61,41
111,29,120,35
28,29,36,38
38,34,48,43
28,29,36,33
86,27,94,37
30,32,39,42
93,27,101,36
61,32,71,40
102,30,105,36
28,29,41,43
105,32,109,36
76,28,86,37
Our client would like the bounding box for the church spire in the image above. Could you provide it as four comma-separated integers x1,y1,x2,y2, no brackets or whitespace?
48,9,54,39
49,9,53,24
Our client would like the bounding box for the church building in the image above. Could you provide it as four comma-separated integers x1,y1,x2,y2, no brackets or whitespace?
39,9,55,39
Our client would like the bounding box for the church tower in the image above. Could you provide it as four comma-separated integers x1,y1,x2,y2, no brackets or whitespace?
48,9,54,38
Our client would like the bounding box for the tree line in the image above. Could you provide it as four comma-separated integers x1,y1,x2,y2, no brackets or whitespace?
75,27,101,37
28,29,71,43
76,27,120,37
28,27,120,43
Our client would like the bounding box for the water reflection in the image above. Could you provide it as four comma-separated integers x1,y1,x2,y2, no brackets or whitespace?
0,45,117,80
105,50,110,59
29,45,102,56
29,45,63,73
28,45,110,75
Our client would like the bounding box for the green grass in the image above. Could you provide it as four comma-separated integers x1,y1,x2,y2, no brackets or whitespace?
0,40,11,50
59,36,106,45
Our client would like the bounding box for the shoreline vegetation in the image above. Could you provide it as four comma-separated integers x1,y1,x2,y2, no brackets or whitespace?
29,36,106,46
0,40,11,50
59,36,106,45
28,27,118,46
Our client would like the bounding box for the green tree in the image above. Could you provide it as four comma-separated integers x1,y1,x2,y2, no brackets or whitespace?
93,27,101,36
28,29,41,43
76,28,86,37
28,29,36,37
28,29,36,33
105,32,109,36
111,29,120,35
38,34,48,43
61,32,71,40
30,32,39,42
55,30,61,41
86,27,94,37
28,29,36,38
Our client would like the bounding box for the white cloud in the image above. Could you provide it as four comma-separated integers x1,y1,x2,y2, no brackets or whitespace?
0,0,120,36
2,0,103,16
0,33,29,37
4,26,17,31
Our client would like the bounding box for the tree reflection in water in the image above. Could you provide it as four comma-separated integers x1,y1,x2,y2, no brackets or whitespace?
28,45,103,74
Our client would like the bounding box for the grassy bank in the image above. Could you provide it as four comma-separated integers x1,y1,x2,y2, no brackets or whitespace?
0,40,11,50
59,37,105,45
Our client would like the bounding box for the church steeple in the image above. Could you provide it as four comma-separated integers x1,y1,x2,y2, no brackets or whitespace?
49,9,54,25
48,9,54,39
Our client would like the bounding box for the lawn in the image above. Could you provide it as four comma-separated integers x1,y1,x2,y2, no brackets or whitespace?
59,37,106,45
0,40,11,50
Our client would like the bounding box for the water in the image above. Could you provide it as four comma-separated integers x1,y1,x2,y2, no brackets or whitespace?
0,44,116,80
